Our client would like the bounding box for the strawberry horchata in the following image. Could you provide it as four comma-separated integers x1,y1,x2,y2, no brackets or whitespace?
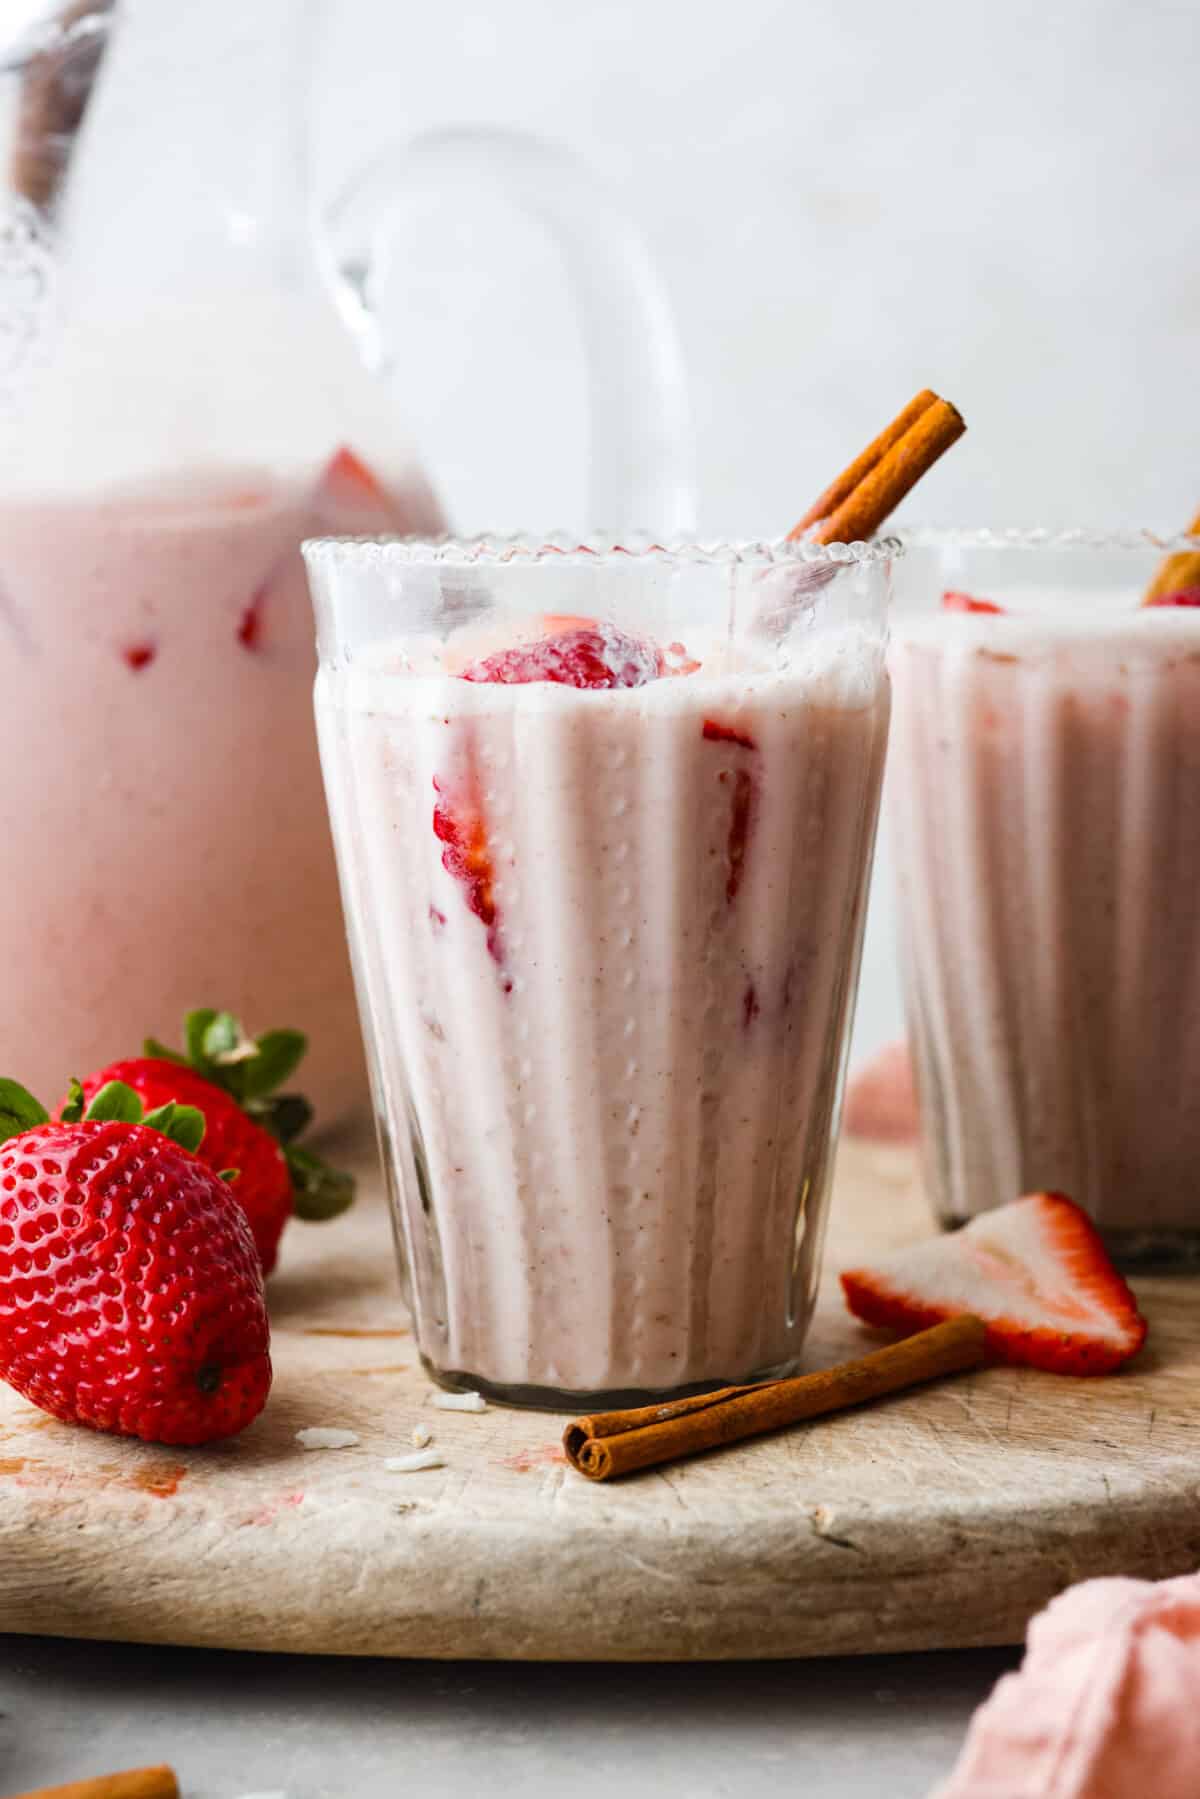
889,538,1200,1262
308,538,892,1406
0,448,441,1122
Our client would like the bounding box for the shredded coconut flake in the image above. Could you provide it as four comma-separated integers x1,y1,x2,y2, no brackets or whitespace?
385,1449,446,1473
411,1423,433,1447
295,1427,360,1451
429,1390,488,1413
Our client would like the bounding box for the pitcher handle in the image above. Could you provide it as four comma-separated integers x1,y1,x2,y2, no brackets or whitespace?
317,125,696,538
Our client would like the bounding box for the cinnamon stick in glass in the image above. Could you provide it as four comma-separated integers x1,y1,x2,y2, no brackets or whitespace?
789,390,965,546
1142,505,1200,605
10,0,114,211
563,1315,988,1481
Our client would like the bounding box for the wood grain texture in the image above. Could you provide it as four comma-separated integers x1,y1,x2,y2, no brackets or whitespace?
1,1140,1197,1661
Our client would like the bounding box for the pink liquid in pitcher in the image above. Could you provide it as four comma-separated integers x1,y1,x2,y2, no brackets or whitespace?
0,450,441,1118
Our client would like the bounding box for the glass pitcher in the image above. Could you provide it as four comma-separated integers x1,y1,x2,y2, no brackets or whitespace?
0,0,693,1123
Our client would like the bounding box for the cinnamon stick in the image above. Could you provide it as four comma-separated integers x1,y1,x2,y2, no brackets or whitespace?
7,1767,179,1799
563,1314,988,1481
1143,505,1200,605
10,0,114,211
789,390,965,546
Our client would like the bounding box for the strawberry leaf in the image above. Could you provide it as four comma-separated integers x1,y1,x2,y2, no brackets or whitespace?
143,1100,206,1154
84,1080,143,1124
287,1145,355,1220
185,1009,219,1069
60,1077,86,1123
254,1092,313,1145
201,1012,241,1062
0,1079,49,1143
241,1029,307,1099
143,1036,187,1066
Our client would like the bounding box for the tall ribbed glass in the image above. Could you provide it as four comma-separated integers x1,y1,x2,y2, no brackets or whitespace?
891,530,1200,1265
304,535,893,1405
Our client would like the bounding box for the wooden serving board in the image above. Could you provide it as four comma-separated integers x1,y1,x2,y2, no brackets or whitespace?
1,1141,1198,1661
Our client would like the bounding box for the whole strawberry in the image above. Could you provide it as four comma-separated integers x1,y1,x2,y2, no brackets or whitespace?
76,1009,354,1275
0,1078,270,1444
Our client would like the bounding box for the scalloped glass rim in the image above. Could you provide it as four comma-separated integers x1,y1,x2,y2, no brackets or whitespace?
898,526,1200,552
302,531,904,570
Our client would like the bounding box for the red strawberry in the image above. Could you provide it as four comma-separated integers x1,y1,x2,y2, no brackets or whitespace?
841,1192,1147,1375
0,1078,270,1443
843,1040,920,1144
460,622,664,689
1146,587,1200,608
943,590,1004,615
72,1010,354,1277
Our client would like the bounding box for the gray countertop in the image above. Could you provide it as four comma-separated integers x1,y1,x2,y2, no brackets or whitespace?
0,1636,1015,1798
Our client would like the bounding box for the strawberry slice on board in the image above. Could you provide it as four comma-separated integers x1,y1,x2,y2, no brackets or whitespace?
841,1192,1147,1376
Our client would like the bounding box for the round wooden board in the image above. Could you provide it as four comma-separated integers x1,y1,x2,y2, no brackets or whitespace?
1,1141,1197,1661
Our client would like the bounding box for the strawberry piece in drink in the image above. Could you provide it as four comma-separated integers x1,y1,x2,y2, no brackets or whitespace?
461,622,665,690
943,590,1005,615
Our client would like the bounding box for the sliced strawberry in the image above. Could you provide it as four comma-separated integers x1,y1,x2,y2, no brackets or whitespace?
433,775,503,967
943,590,1004,615
722,768,754,903
703,718,757,751
703,721,758,905
461,623,664,690
322,446,388,506
1146,587,1200,608
841,1193,1147,1375
664,640,702,676
311,445,433,535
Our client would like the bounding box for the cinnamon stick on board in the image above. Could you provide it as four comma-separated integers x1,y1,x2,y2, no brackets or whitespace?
1142,505,1200,605
7,1767,179,1799
563,1314,988,1481
788,390,965,546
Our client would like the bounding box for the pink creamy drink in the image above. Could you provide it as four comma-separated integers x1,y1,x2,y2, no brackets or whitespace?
890,537,1200,1262
307,538,892,1404
0,457,440,1118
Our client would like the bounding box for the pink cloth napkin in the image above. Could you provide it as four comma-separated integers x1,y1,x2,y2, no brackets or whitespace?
933,1573,1200,1797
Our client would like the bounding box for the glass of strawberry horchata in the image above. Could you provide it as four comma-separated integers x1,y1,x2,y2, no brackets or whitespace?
304,536,894,1407
890,529,1200,1264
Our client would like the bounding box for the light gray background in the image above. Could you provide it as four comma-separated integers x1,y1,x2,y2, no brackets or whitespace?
315,0,1200,1062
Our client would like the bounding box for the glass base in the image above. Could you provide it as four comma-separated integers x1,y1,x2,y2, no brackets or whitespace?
421,1353,806,1414
937,1212,1200,1272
